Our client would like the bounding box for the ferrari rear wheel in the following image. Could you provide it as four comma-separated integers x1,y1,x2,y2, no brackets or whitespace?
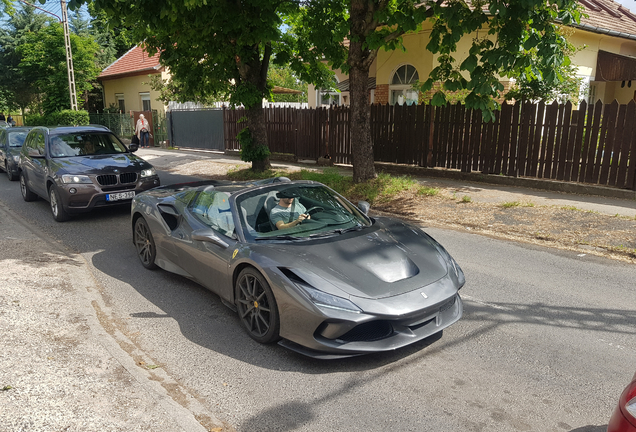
134,217,157,270
235,268,280,344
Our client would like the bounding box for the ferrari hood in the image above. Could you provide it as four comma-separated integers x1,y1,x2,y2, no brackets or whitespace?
260,219,449,300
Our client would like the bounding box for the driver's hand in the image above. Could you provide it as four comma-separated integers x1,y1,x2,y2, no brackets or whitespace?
297,213,310,223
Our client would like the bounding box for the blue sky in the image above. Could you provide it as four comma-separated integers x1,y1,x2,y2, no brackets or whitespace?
616,0,636,12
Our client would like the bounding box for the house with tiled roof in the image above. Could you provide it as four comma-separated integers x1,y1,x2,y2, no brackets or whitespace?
98,45,168,115
308,0,636,108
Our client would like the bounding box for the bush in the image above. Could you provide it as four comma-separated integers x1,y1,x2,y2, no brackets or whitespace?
48,110,90,126
24,113,46,126
24,110,90,127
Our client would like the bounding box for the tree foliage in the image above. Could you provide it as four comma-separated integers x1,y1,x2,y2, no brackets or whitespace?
0,3,108,114
67,0,331,170
268,64,308,103
0,4,50,112
17,22,100,114
505,28,584,104
291,0,581,182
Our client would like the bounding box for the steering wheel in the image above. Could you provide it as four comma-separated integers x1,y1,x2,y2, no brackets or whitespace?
304,206,324,215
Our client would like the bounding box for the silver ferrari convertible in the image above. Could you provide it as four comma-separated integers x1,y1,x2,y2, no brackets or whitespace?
131,177,465,358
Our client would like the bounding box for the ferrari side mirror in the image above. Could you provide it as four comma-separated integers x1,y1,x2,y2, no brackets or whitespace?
357,201,370,215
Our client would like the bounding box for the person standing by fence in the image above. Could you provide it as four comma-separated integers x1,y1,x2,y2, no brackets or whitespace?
135,114,150,148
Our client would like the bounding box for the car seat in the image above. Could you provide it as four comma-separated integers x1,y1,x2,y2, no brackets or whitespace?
207,192,234,237
262,191,280,230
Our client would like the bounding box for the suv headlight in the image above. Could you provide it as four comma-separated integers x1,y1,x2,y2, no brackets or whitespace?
62,174,92,184
140,168,156,178
12,155,19,163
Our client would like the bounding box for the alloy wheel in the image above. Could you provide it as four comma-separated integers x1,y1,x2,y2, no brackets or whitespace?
236,271,279,342
134,218,157,269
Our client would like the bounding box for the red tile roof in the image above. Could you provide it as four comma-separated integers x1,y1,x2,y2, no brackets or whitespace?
99,45,163,80
577,0,636,38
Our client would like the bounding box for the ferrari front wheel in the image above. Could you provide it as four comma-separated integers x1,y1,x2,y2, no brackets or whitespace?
235,268,280,344
134,217,157,270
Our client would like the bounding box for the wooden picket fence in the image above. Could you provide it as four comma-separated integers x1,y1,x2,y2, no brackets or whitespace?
223,100,636,190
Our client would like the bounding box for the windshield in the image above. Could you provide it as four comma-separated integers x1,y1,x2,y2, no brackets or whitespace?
8,131,28,147
49,133,128,157
236,184,371,242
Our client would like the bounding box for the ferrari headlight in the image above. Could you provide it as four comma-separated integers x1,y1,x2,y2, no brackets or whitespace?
140,168,156,178
432,241,465,288
300,285,361,313
61,174,92,184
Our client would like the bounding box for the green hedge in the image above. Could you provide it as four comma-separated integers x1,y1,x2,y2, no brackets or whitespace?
25,110,90,127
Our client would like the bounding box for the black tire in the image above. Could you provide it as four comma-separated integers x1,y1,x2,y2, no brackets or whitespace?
6,163,17,181
134,217,157,269
19,172,37,202
49,185,70,222
235,267,280,344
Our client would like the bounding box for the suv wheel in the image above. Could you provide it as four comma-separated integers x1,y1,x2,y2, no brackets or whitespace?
20,172,37,202
5,162,16,181
49,185,70,222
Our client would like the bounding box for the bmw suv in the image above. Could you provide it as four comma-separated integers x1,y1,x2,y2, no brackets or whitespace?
19,125,160,222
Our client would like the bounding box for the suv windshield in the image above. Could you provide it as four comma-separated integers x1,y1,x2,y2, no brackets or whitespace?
236,184,371,241
8,131,28,147
49,133,128,157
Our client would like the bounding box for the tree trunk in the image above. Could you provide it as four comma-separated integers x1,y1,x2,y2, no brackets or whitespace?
348,41,377,183
245,103,271,172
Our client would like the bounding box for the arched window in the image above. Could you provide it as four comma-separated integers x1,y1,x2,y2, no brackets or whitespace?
390,65,419,106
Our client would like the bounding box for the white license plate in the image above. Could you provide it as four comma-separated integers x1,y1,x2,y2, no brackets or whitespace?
106,191,135,201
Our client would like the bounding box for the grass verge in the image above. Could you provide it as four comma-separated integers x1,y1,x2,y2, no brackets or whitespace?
227,167,421,204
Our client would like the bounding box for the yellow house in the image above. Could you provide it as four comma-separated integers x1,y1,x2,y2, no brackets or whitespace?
98,45,168,115
309,0,636,107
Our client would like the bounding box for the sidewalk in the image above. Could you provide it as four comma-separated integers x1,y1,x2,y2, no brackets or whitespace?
137,147,636,218
0,201,222,432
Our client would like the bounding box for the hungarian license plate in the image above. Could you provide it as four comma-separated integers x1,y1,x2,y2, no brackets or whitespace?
106,191,135,201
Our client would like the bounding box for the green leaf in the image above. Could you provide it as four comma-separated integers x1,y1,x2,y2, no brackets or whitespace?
431,91,447,106
460,55,478,73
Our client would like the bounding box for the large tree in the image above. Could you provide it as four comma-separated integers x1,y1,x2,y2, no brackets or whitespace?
68,0,329,171
293,0,581,182
17,21,100,114
0,3,50,113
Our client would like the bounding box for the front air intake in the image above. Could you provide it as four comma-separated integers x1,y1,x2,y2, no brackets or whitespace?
338,321,393,342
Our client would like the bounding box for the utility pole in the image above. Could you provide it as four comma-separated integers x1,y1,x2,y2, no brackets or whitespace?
16,0,78,111
60,0,78,111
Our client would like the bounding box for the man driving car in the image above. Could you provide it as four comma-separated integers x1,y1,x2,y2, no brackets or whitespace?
270,189,310,230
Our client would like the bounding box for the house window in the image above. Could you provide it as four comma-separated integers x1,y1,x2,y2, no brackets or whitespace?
390,64,419,106
116,94,125,112
140,93,151,111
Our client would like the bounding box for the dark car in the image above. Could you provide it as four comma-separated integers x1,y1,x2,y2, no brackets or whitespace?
131,178,465,358
0,127,31,181
608,372,636,432
19,125,160,222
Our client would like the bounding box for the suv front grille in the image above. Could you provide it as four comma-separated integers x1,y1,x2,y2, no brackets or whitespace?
120,172,137,184
97,173,138,186
97,174,117,186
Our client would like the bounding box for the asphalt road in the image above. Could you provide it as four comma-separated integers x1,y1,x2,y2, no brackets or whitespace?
0,169,634,432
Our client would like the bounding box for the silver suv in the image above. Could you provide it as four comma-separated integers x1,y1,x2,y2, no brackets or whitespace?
19,125,160,222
